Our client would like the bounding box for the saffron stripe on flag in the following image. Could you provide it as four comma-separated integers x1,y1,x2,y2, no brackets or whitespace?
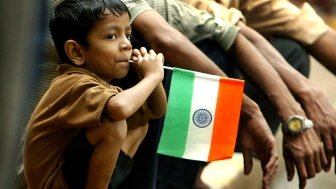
208,78,243,161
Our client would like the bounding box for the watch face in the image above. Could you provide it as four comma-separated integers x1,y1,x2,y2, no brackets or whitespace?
288,118,303,133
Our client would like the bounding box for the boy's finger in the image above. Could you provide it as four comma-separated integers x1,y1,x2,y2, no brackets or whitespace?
149,49,155,54
148,49,156,60
140,47,148,55
132,48,141,56
157,53,164,64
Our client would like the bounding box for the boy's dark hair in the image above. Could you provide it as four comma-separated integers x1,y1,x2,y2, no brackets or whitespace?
49,0,130,64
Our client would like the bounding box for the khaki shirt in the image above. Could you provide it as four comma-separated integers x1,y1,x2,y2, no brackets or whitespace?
183,0,330,45
122,0,240,51
24,64,122,188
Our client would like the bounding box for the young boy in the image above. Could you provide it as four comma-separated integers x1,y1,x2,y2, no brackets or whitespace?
23,0,167,188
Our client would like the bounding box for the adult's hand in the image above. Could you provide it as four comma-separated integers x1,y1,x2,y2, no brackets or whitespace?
239,18,336,178
238,113,278,189
299,87,336,173
282,129,327,189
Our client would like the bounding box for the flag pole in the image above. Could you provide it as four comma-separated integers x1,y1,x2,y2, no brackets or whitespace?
129,60,173,70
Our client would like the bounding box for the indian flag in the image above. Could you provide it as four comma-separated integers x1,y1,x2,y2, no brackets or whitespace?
158,68,244,162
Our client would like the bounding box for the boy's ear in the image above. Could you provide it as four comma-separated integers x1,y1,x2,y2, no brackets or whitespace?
64,40,86,66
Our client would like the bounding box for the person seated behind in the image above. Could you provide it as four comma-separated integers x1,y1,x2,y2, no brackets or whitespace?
23,0,167,188
180,0,336,187
131,1,326,189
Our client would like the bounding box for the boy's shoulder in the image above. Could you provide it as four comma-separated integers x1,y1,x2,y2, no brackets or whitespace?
56,64,102,84
52,64,123,92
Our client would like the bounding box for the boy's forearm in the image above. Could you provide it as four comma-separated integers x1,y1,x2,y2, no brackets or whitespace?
106,75,162,121
147,83,167,119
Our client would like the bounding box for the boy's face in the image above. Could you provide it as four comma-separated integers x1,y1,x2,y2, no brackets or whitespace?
82,11,132,81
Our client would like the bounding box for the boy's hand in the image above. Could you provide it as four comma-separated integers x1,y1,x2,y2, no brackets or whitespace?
131,47,164,81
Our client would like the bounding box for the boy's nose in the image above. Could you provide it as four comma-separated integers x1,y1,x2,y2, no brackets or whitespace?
121,37,132,51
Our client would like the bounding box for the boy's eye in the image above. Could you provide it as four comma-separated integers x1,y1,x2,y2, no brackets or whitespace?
107,34,117,40
126,34,132,40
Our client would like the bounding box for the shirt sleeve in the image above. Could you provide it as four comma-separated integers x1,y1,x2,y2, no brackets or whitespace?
57,76,122,128
165,0,240,51
241,1,329,45
182,0,246,25
122,0,154,23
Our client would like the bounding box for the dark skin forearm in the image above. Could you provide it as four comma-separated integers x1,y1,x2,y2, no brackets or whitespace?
238,21,331,188
131,48,167,119
147,83,167,119
132,11,227,76
231,32,304,120
240,21,336,175
237,21,312,97
106,48,164,121
132,11,268,124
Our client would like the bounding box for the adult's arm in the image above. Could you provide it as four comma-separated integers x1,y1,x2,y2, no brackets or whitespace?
239,21,336,175
131,10,278,188
244,0,336,75
133,10,226,75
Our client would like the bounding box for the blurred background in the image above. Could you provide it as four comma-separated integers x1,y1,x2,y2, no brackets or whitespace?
0,1,335,189
0,1,44,188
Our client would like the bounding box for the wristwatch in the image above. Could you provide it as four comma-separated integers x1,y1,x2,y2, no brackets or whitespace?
282,115,314,134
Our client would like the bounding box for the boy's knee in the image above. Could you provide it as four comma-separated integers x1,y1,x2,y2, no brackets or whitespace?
85,120,127,146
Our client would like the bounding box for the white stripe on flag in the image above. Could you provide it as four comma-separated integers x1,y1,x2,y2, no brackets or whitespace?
183,72,220,161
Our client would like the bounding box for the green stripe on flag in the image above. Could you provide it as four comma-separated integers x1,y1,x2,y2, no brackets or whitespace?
158,68,195,157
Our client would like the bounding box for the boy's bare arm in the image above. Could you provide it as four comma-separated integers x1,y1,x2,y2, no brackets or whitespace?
105,49,164,121
147,82,167,119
